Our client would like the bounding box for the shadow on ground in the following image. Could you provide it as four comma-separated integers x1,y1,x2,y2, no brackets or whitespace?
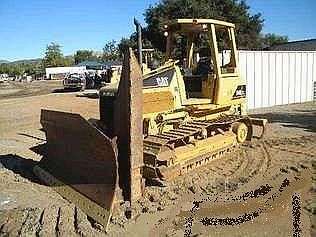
52,88,99,99
52,88,81,93
0,154,40,183
252,109,316,133
76,92,99,99
18,133,46,142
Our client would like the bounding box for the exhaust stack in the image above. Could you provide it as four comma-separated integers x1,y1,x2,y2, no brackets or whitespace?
134,18,143,70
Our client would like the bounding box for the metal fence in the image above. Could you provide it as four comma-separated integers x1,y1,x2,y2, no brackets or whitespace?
314,81,316,101
238,51,316,109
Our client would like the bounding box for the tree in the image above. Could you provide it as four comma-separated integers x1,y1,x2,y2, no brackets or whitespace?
43,42,65,67
74,50,96,64
118,33,164,64
0,62,39,77
62,56,75,67
0,63,10,75
261,33,288,48
118,37,137,57
12,64,24,76
143,0,265,51
22,63,35,75
102,40,119,62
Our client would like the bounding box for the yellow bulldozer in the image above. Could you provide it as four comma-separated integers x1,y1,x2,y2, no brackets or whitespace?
33,19,267,231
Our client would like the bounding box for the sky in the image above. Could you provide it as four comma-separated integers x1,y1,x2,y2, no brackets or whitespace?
0,0,315,61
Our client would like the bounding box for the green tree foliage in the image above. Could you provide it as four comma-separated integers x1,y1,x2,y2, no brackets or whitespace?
74,50,97,64
118,37,137,57
63,56,75,67
102,40,120,61
143,0,264,51
0,63,12,75
261,33,289,48
118,33,162,63
42,42,75,68
0,42,75,77
0,61,44,77
42,42,65,67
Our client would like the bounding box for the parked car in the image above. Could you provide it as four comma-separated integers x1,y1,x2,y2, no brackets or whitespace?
63,73,86,90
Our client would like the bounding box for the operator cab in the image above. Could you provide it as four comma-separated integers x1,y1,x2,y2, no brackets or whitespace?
164,19,240,105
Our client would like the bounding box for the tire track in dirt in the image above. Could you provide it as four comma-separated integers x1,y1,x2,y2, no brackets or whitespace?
74,207,104,236
56,205,77,236
152,146,311,236
133,139,275,218
5,204,105,237
37,206,60,236
0,209,29,236
19,208,43,236
194,141,272,198
146,136,313,236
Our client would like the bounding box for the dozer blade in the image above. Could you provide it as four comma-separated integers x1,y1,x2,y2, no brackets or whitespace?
113,48,144,203
33,109,118,231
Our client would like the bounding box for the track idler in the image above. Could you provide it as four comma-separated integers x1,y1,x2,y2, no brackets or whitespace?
249,118,268,139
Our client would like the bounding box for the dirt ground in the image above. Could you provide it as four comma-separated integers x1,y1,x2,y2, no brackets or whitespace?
0,81,315,236
0,80,63,100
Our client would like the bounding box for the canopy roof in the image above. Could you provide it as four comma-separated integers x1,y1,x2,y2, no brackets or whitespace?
164,18,235,34
76,60,121,69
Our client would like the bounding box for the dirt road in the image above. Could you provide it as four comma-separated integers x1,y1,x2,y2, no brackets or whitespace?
0,80,63,100
0,89,315,236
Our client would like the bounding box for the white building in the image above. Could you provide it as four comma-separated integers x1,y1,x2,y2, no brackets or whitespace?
45,66,86,79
